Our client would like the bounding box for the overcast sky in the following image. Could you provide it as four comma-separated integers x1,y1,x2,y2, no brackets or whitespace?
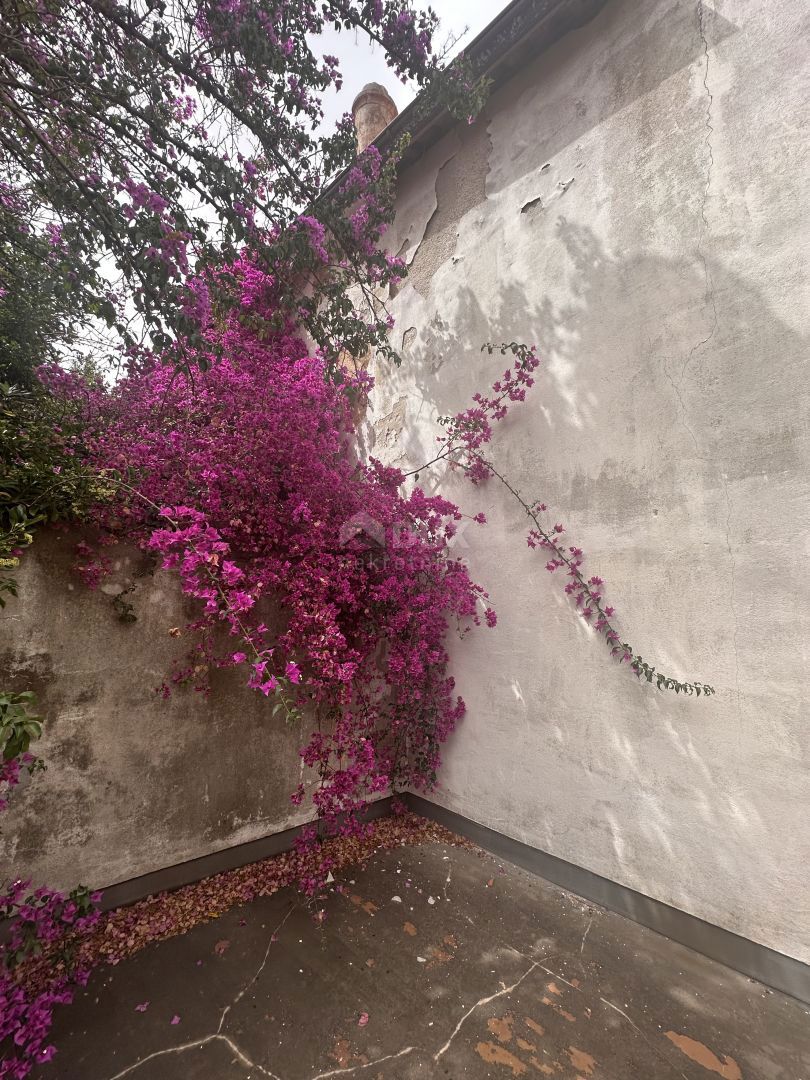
317,0,507,129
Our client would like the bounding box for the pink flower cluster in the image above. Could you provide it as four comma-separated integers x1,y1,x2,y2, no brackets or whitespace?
0,754,35,814
0,882,101,1078
438,344,540,483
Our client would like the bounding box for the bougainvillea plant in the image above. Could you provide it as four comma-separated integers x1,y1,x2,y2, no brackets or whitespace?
0,3,714,1070
46,282,713,906
0,694,102,1078
0,6,489,1069
0,879,101,1079
0,0,487,369
48,256,497,889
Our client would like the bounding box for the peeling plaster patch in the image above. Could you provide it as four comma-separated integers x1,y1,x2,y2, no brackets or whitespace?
372,397,408,453
401,327,417,352
386,135,460,268
521,177,574,216
665,1032,742,1079
552,177,575,201
407,118,493,297
520,195,544,215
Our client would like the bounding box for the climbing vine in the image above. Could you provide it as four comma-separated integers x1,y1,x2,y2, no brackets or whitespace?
413,342,715,698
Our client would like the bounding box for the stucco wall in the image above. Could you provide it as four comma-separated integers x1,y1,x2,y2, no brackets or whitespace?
368,0,810,962
0,531,313,892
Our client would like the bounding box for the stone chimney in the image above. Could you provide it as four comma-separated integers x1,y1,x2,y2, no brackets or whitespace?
351,83,398,153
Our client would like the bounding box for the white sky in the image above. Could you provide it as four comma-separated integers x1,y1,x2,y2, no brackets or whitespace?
317,0,507,130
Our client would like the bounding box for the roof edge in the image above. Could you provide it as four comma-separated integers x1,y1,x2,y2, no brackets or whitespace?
376,0,608,169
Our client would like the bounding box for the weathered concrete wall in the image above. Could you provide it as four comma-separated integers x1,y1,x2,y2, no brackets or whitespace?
0,531,314,892
368,0,810,963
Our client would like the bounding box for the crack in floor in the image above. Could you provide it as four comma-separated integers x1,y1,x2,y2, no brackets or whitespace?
308,1045,416,1079
539,964,581,992
600,997,689,1080
580,917,594,956
105,907,295,1080
433,950,548,1062
441,857,452,903
104,1033,281,1080
218,905,295,1035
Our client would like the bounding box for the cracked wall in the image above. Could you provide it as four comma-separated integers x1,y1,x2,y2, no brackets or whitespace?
0,531,316,891
369,0,810,964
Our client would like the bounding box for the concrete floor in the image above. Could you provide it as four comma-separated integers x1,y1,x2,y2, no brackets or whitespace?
34,841,810,1079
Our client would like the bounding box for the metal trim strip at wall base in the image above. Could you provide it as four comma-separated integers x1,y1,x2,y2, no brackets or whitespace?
406,795,810,1005
98,797,395,912
96,793,809,1005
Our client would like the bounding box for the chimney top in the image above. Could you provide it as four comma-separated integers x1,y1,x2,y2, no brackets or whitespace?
351,83,398,153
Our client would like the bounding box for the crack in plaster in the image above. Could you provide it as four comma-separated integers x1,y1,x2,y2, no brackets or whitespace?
660,350,701,454
721,474,742,705
599,998,689,1080
662,3,721,448
682,0,719,380
433,951,548,1061
222,1033,283,1077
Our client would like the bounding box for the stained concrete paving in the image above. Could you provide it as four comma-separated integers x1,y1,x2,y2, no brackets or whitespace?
34,842,810,1079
